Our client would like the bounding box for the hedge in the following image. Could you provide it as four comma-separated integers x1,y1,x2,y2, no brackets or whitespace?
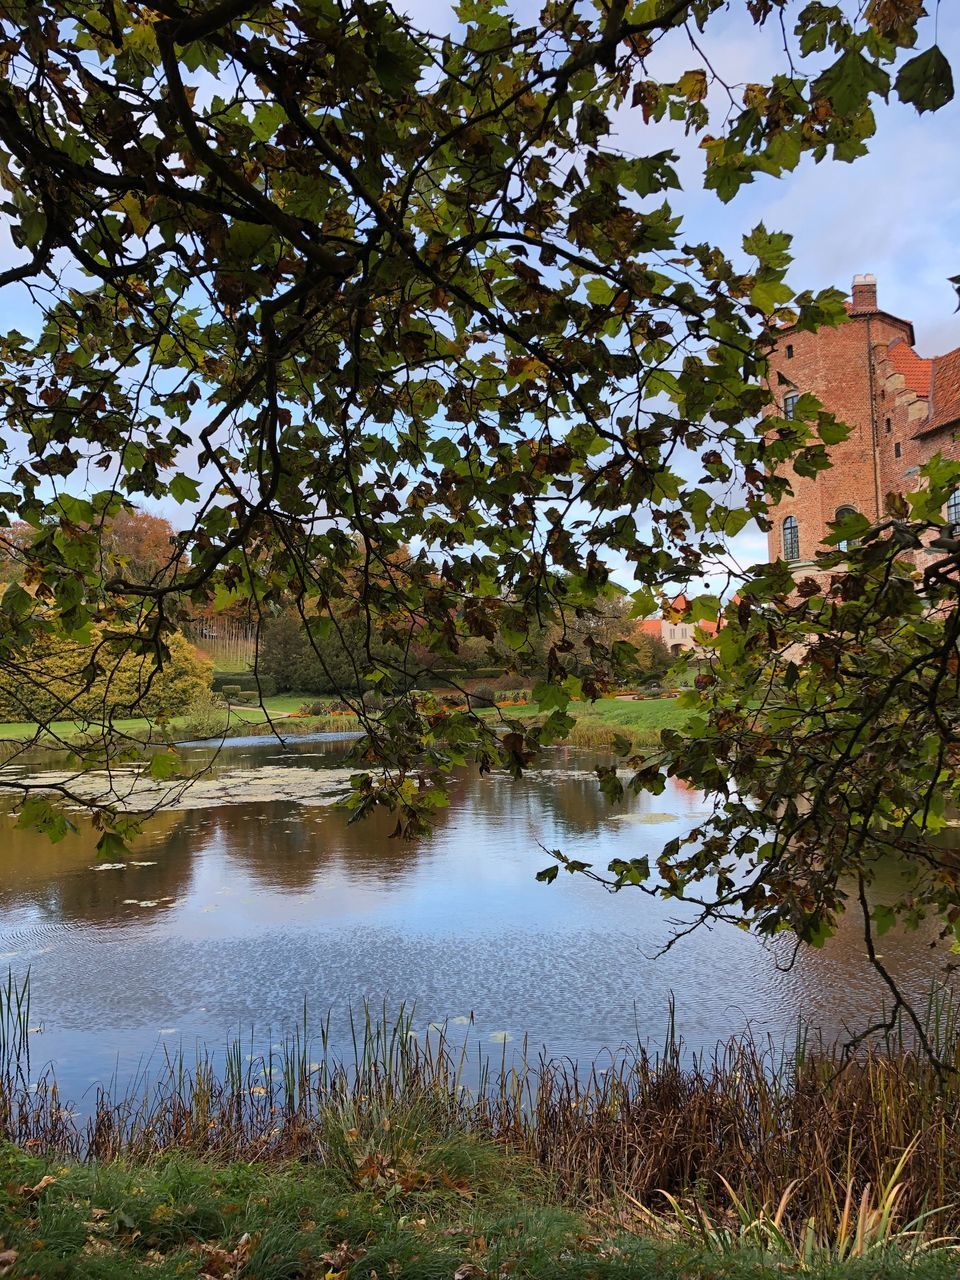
211,671,277,696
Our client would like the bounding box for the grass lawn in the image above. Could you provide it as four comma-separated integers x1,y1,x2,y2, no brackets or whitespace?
0,693,687,748
0,1141,949,1280
557,696,689,732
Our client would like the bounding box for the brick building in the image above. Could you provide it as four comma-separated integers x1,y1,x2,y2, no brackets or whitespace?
766,275,960,567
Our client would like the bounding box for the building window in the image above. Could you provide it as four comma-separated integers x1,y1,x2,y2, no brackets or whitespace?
835,505,858,552
786,344,794,359
947,489,960,533
782,515,799,561
894,441,902,458
885,416,891,434
784,392,799,419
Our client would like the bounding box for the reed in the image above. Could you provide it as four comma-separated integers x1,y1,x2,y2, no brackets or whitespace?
2,983,960,1249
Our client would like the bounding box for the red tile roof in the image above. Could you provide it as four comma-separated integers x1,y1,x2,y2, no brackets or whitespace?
887,338,932,397
637,619,663,637
928,347,960,433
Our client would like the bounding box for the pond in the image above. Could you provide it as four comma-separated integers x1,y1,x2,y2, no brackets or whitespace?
0,736,953,1100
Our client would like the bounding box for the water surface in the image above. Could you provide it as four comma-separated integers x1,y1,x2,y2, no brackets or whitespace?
0,738,952,1099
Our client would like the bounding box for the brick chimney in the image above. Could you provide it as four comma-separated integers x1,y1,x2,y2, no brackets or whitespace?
851,272,878,313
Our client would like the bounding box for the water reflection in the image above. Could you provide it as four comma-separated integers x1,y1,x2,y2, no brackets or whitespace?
0,738,954,1098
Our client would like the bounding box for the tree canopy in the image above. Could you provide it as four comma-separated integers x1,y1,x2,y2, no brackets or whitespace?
0,0,958,1019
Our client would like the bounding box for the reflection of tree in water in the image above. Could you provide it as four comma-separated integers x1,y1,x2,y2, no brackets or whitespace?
0,808,194,927
458,750,615,838
206,797,443,892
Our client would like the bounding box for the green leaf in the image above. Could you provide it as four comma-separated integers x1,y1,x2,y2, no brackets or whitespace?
148,749,181,781
16,795,73,843
169,474,200,504
896,46,954,114
750,279,793,313
814,50,890,117
872,904,896,937
96,831,130,860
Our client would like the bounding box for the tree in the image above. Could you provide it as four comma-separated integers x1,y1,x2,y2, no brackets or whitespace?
0,0,957,1006
100,509,182,586
257,609,406,695
0,522,34,584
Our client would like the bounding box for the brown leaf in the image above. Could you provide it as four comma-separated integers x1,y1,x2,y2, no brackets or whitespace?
20,1175,56,1200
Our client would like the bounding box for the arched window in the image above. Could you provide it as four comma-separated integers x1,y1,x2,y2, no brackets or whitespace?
782,515,799,561
947,489,960,532
835,505,858,552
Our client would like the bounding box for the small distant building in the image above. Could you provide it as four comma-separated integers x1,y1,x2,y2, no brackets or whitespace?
766,274,960,566
637,594,718,656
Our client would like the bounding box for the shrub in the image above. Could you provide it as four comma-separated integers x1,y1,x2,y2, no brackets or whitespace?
233,690,258,704
256,612,411,695
222,684,242,699
361,688,384,713
176,691,230,741
0,629,212,724
473,683,497,707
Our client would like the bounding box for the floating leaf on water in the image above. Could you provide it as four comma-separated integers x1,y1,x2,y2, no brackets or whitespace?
489,1031,513,1043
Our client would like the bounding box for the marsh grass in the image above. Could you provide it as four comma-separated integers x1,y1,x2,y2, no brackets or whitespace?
1,989,960,1257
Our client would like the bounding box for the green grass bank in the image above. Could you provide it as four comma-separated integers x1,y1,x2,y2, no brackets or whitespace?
0,1140,954,1280
0,694,688,750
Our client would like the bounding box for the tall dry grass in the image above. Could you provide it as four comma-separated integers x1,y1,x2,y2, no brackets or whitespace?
1,982,959,1238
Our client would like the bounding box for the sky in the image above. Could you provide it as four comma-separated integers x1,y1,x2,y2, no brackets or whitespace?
1,0,958,590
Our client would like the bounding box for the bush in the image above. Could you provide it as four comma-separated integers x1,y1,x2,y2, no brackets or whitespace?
473,683,497,708
176,691,230,741
361,689,384,713
233,690,258,704
222,684,242,699
0,629,212,724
